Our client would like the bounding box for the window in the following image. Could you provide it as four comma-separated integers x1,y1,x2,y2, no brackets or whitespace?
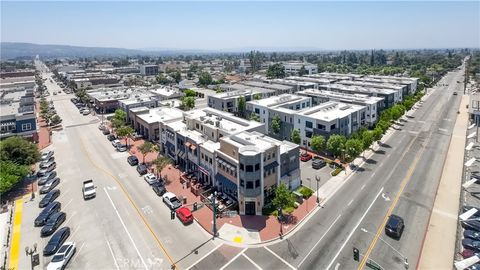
306,121,313,128
246,165,253,172
255,180,260,188
263,110,265,114
264,172,266,177
296,104,300,110
240,163,244,170
267,153,271,160
298,119,301,124
21,123,31,131
255,108,260,114
255,163,260,171
240,179,244,187
209,158,212,164
331,124,336,130
246,181,254,189
196,123,199,129
302,103,305,108
272,152,275,158
306,131,313,138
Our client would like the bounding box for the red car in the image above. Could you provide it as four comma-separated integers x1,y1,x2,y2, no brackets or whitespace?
300,152,312,162
176,207,193,224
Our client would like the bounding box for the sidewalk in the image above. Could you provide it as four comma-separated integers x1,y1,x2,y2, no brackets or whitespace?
417,95,468,269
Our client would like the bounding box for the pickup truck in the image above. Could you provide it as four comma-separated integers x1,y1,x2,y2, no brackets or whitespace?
82,180,96,200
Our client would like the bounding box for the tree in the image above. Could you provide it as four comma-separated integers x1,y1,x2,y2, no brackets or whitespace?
361,131,374,150
253,94,262,100
111,109,127,129
310,135,326,153
170,70,182,83
137,141,154,164
198,72,213,86
50,114,62,126
345,139,363,161
181,96,195,110
237,96,246,117
266,63,285,79
153,156,171,178
116,125,134,147
271,115,281,134
184,89,196,97
0,136,40,166
155,74,170,85
298,65,308,76
373,127,383,142
249,112,260,122
272,183,295,212
291,129,301,144
376,120,390,133
327,134,347,158
0,160,30,195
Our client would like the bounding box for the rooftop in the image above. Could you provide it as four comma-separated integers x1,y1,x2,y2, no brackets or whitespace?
297,89,384,105
247,94,310,108
336,80,404,91
137,106,183,124
297,101,364,122
239,81,293,91
321,83,398,95
148,86,183,97
201,140,221,153
223,131,296,156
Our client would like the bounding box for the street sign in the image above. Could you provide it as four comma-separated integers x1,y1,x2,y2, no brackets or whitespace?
32,254,40,266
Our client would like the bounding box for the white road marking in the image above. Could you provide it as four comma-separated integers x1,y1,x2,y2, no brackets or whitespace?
298,214,342,267
265,246,296,270
334,263,341,270
186,242,223,270
361,184,366,190
105,238,120,270
142,205,153,215
439,128,449,133
371,172,376,177
219,248,247,270
71,242,86,263
104,187,148,270
242,253,262,270
64,198,73,210
325,187,384,270
64,211,77,226
347,199,354,206
381,193,391,202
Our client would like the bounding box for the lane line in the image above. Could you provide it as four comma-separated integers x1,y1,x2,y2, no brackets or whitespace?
104,187,148,270
219,248,247,270
298,214,342,267
105,238,120,270
186,244,223,270
242,253,262,270
265,246,296,270
347,199,354,206
326,188,384,270
361,184,366,190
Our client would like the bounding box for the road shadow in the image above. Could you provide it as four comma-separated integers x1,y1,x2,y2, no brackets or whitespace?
365,159,377,164
380,143,392,148
373,149,386,155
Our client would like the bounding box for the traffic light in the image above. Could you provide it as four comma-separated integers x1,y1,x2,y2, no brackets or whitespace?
170,211,175,220
353,247,359,261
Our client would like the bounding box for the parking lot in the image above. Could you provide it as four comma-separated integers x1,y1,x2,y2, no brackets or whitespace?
299,155,335,193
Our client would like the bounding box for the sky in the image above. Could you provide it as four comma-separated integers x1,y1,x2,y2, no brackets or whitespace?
1,1,479,51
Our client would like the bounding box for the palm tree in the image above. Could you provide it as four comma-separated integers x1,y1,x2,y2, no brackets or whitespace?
137,141,154,164
116,126,134,147
153,156,171,179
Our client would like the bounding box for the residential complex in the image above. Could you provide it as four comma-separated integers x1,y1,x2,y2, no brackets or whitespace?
283,62,318,75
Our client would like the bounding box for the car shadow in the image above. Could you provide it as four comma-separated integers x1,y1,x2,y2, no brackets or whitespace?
365,159,377,164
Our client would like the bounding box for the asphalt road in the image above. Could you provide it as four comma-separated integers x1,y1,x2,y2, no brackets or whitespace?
33,61,217,270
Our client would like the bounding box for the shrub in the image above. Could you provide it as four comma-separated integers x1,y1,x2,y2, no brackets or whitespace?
331,167,343,176
298,186,314,198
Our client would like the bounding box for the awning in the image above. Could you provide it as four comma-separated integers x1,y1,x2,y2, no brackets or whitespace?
215,174,237,192
185,142,191,147
190,144,197,150
264,161,279,171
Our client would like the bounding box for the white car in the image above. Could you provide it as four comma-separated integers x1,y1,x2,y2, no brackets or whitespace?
82,109,90,115
116,144,127,152
162,192,182,210
41,150,54,161
144,173,158,185
111,140,120,147
47,241,76,270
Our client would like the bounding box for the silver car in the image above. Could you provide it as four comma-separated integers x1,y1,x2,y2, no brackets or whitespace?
47,241,76,270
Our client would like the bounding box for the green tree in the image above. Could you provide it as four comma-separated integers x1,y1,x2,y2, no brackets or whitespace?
266,63,286,79
111,109,127,129
50,114,62,126
310,135,326,153
253,94,262,100
0,160,30,195
198,72,213,86
291,129,301,144
373,127,384,142
184,89,197,97
249,112,260,122
170,70,182,83
271,115,281,134
272,183,295,212
116,125,134,147
327,134,347,158
155,74,170,85
137,141,154,164
345,139,364,161
181,96,195,110
376,120,390,133
298,65,308,76
0,136,40,165
153,156,171,178
361,131,374,150
237,96,246,117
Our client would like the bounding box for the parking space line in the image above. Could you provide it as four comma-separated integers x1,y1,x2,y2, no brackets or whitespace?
186,243,223,270
219,248,246,270
297,214,342,267
104,187,148,270
58,189,70,200
64,211,77,226
242,253,262,270
264,246,296,270
71,242,86,263
105,238,120,270
326,187,384,270
347,199,354,206
63,198,73,210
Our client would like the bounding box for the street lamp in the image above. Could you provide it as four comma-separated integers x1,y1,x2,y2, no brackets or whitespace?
315,176,320,204
212,191,218,238
360,228,409,270
25,243,38,270
278,207,283,239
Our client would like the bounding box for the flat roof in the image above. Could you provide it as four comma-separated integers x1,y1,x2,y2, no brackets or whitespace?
321,83,398,95
297,89,384,105
247,94,310,108
239,81,293,91
336,80,404,91
166,119,187,132
286,76,336,84
223,131,296,155
200,140,221,153
149,86,182,97
297,101,365,121
137,107,183,124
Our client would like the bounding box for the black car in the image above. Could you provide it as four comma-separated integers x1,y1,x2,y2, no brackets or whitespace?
40,177,60,194
35,201,61,227
127,155,139,166
465,230,480,241
41,212,66,237
38,171,57,186
39,189,60,208
385,215,405,239
463,238,480,252
312,157,326,170
102,129,111,135
107,134,117,141
463,220,480,231
152,183,166,196
43,227,70,256
136,164,148,175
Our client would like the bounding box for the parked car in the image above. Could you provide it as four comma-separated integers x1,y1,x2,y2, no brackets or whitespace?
385,214,405,239
47,241,76,270
39,189,60,208
41,212,66,237
82,109,91,115
40,156,55,167
162,192,182,210
107,134,117,141
461,248,479,259
38,171,57,186
463,238,480,252
465,230,480,241
463,220,480,231
312,157,326,170
102,129,111,135
40,160,56,170
127,155,139,166
144,173,158,185
116,144,127,152
176,207,193,224
111,139,121,147
136,164,148,175
453,92,458,96
152,183,166,196
40,178,60,194
35,201,61,227
37,163,57,177
41,150,54,161
82,180,96,200
300,152,312,162
43,227,70,256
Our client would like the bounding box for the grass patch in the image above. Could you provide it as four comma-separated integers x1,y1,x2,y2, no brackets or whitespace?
296,186,314,199
331,167,343,176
